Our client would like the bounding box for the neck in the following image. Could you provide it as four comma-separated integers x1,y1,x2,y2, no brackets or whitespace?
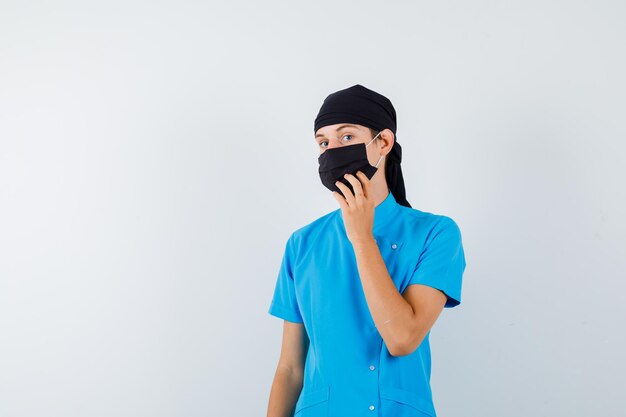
369,170,390,208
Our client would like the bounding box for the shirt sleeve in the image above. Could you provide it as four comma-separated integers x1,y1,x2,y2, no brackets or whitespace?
268,233,304,323
406,216,466,308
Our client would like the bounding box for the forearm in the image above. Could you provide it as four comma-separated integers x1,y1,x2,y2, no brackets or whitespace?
266,364,304,417
351,236,415,355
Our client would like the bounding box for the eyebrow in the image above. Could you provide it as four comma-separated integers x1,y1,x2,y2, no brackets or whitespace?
315,124,360,139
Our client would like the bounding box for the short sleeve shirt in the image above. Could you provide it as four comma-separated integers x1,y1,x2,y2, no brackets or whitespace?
268,190,466,417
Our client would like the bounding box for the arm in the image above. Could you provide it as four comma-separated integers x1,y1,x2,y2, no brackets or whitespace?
352,238,447,356
332,173,464,357
266,321,309,417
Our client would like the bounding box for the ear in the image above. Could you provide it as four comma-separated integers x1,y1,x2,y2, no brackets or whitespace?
380,129,395,153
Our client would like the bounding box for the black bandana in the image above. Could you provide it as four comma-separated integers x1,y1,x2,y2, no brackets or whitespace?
314,84,411,208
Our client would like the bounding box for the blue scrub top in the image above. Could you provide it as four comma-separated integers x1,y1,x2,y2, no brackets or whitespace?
268,190,466,417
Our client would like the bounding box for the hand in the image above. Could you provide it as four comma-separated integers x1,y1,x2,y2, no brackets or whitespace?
332,171,375,245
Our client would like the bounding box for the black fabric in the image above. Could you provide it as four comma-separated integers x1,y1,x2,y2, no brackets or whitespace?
314,84,411,208
318,138,380,195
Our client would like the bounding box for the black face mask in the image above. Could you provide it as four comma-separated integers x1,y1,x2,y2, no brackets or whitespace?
318,132,384,194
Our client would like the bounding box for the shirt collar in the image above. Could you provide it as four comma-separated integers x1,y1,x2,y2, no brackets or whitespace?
339,189,400,237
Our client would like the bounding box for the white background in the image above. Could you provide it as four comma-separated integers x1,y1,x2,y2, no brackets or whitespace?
1,1,625,416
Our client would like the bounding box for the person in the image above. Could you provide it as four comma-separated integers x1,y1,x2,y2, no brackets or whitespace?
266,84,467,417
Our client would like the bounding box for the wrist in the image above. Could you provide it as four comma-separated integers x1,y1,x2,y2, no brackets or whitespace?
350,235,377,248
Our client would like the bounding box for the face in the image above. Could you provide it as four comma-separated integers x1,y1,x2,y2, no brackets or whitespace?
314,123,370,151
314,123,388,167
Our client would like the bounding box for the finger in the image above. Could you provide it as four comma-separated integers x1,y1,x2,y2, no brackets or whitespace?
335,180,356,207
343,173,364,204
332,191,348,210
354,171,370,199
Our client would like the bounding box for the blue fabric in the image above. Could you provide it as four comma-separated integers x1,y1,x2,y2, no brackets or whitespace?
268,190,466,417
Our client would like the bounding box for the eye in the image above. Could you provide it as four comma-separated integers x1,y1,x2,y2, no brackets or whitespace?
319,140,329,148
341,134,353,143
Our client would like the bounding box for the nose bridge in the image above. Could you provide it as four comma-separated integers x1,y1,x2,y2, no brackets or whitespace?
324,137,341,150
325,135,345,149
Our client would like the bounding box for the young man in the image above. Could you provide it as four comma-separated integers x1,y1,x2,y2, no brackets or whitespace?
267,84,466,417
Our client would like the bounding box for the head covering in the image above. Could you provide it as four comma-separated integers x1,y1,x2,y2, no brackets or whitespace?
314,84,411,208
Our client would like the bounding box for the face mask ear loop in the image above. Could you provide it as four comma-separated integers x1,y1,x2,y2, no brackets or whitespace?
367,131,383,168
366,131,382,147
